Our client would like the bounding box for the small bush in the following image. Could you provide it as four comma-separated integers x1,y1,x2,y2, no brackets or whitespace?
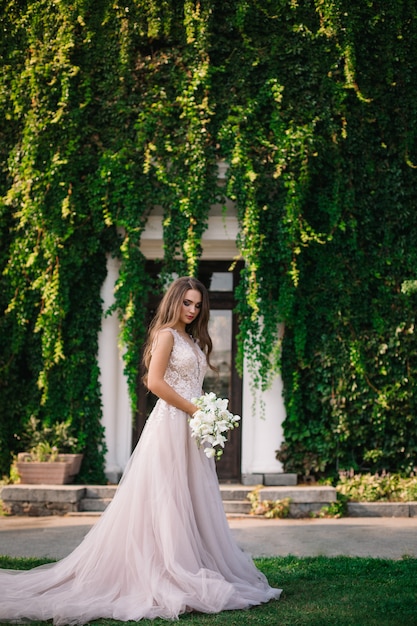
336,470,417,502
313,492,349,518
247,486,291,518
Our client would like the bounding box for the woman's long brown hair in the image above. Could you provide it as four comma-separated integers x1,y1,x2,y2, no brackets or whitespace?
142,276,216,383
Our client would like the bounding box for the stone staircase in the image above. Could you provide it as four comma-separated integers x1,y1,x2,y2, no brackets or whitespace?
78,484,337,518
80,485,256,515
1,483,337,517
3,483,416,517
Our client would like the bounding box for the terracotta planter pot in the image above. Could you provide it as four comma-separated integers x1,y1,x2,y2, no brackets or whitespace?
57,454,84,476
16,453,84,485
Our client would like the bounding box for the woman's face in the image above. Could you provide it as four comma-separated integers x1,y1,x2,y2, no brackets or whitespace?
179,289,202,327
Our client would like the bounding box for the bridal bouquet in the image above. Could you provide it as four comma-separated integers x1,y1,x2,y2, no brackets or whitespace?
189,392,241,459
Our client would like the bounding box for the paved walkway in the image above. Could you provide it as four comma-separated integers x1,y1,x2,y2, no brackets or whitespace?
0,514,416,561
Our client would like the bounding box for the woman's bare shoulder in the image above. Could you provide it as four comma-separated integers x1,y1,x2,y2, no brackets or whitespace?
151,327,175,352
159,327,175,335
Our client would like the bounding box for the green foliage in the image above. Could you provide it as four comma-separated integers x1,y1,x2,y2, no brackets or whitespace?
273,0,417,477
13,415,83,463
313,492,348,518
1,1,417,480
337,471,417,503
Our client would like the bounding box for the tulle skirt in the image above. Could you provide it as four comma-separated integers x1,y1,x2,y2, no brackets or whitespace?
0,400,281,624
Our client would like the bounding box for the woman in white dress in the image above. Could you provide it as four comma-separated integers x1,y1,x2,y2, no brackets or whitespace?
0,276,281,624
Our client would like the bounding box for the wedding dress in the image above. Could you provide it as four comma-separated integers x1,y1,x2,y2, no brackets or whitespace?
0,328,281,624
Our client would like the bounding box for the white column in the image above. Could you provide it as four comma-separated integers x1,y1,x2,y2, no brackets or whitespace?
241,361,285,478
98,255,132,482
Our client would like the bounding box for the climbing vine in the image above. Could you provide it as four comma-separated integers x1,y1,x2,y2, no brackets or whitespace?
1,1,417,481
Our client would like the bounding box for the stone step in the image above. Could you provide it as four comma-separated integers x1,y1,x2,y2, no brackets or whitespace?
78,485,117,513
220,487,252,501
1,485,85,516
242,473,297,487
219,485,338,518
79,498,113,512
222,500,252,515
85,486,117,499
254,485,337,504
347,502,417,517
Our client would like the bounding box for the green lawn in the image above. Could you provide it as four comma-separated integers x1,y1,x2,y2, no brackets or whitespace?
1,555,416,625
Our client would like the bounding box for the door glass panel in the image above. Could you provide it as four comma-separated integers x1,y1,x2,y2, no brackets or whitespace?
204,310,232,399
209,272,233,291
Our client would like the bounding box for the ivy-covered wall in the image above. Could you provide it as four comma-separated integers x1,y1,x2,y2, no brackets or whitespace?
1,1,416,481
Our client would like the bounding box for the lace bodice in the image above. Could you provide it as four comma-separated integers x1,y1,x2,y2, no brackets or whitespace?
160,328,207,400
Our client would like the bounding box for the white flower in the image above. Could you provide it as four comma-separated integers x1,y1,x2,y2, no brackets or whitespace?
189,392,241,459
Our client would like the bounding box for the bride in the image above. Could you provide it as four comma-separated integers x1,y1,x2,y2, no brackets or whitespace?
0,276,281,624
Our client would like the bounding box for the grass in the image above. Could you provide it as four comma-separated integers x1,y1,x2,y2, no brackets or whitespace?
1,555,417,625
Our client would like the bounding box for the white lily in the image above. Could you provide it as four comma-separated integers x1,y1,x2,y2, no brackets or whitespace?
189,393,241,459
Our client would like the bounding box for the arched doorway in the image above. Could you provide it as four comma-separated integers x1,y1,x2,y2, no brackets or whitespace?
133,261,243,482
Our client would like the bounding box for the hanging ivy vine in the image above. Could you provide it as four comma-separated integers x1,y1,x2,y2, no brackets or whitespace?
1,0,417,481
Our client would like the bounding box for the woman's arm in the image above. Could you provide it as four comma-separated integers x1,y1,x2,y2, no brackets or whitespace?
147,330,198,416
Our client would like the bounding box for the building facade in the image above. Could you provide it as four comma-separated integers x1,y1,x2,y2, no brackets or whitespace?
98,181,286,485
